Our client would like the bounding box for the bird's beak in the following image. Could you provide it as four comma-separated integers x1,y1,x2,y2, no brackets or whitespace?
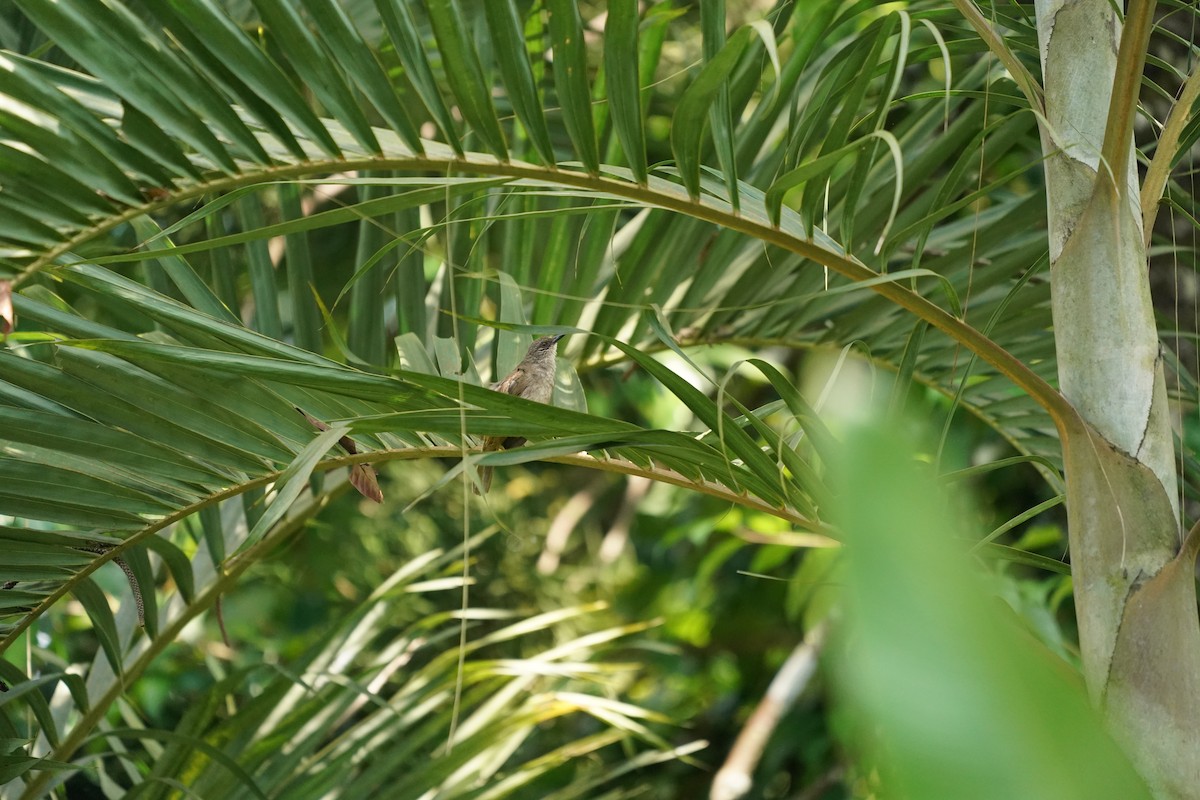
551,333,566,343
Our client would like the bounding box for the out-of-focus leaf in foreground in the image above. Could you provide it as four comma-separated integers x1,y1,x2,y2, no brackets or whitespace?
832,420,1152,799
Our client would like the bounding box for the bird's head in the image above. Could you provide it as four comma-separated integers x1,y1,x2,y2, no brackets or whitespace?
528,333,565,355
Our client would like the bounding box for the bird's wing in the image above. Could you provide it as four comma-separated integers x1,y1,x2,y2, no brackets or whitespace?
494,365,530,397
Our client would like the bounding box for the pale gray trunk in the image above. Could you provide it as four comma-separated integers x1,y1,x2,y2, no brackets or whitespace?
1036,0,1200,796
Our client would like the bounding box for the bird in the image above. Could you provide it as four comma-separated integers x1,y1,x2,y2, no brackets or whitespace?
475,333,565,493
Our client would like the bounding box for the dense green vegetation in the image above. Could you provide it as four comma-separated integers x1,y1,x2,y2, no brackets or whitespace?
1,1,1198,797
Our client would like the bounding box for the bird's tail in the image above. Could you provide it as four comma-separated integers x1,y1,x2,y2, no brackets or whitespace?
473,465,493,495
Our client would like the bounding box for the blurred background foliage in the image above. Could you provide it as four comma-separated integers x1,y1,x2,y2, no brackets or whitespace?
1,0,1197,797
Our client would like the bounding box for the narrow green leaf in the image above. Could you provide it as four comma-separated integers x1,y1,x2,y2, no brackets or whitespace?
206,213,240,313
199,504,225,566
639,4,681,118
716,392,822,517
983,543,1072,575
374,0,462,154
556,206,619,329
0,456,172,518
242,424,348,551
767,135,883,228
800,16,894,228
52,346,293,464
0,349,266,477
393,206,427,338
0,589,50,612
530,210,575,326
71,576,124,676
941,455,1064,485
141,535,196,604
250,0,381,154
13,0,241,171
974,495,1065,551
0,144,112,222
278,184,323,354
670,26,752,199
424,0,509,157
484,0,556,165
0,754,77,784
0,95,141,208
237,198,283,340
140,1,312,160
701,0,739,209
604,0,647,183
129,217,239,324
547,0,599,173
0,403,223,487
0,496,141,529
88,728,269,800
119,102,203,181
0,204,62,247
743,358,840,463
299,0,423,153
347,178,391,366
500,192,536,293
0,666,65,748
607,339,786,505
2,53,180,186
888,320,927,418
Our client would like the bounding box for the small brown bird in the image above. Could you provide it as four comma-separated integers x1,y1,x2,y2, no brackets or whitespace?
476,334,564,493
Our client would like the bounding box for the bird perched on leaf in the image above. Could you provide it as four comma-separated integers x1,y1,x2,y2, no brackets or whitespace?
476,333,564,493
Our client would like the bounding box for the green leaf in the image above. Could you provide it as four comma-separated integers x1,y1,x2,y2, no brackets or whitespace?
250,0,381,154
87,728,269,800
299,0,423,153
606,339,787,506
129,216,239,324
278,184,323,354
13,0,244,171
237,197,283,340
424,0,509,158
241,424,348,552
347,178,391,366
547,0,599,173
71,576,124,677
604,0,648,183
484,0,556,165
701,0,738,210
834,420,1151,799
141,535,195,604
670,26,752,199
140,0,328,159
0,667,66,748
374,0,462,154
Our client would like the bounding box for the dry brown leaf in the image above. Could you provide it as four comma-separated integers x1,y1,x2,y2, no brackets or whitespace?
350,463,384,503
0,280,13,341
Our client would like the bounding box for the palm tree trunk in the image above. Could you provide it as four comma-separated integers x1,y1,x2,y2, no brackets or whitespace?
1037,0,1200,794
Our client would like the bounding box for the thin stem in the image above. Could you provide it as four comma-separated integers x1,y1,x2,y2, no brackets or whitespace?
1141,59,1200,244
1099,0,1156,197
